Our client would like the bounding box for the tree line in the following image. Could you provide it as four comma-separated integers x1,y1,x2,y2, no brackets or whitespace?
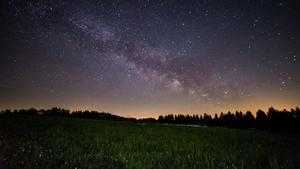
1,107,299,133
154,107,300,133
0,107,135,121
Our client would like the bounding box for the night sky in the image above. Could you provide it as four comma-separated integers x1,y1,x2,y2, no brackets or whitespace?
0,0,299,118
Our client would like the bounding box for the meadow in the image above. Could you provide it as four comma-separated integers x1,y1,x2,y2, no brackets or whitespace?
0,115,299,169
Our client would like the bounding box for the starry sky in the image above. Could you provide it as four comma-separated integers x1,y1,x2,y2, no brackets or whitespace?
0,0,299,118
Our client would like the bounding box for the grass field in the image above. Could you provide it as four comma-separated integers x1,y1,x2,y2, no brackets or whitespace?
0,115,299,169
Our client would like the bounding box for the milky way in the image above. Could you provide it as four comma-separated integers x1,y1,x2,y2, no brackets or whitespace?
0,0,299,117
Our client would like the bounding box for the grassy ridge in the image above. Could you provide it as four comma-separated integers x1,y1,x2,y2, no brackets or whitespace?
0,115,300,169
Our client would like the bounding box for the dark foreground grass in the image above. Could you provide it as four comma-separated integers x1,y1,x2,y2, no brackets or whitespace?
0,115,299,169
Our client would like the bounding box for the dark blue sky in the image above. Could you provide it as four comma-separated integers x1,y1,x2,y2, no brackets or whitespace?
0,0,299,117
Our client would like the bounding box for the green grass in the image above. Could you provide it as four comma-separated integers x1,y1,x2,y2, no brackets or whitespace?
0,115,299,169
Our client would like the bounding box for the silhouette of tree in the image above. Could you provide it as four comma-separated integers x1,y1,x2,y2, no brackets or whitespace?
256,109,267,129
158,115,164,123
234,111,244,128
213,114,219,126
1,107,300,134
164,114,174,124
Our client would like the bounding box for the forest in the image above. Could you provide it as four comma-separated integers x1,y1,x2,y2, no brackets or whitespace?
1,107,299,133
